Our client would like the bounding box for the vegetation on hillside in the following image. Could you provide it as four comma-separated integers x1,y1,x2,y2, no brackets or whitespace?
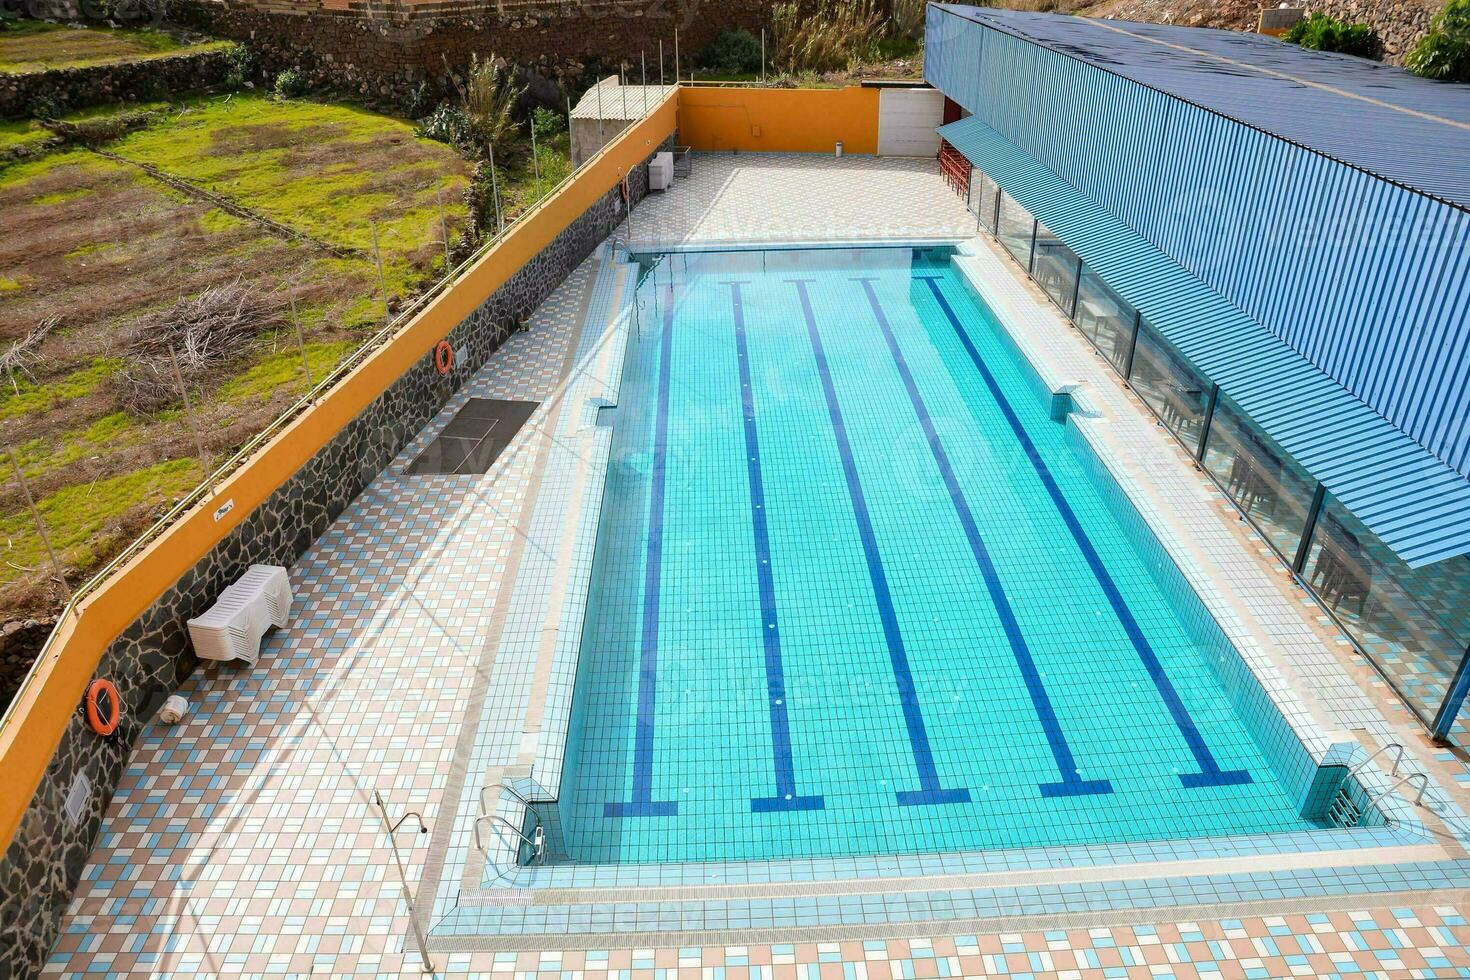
0,92,473,619
1282,12,1380,58
0,20,223,74
694,1,926,84
1407,0,1470,80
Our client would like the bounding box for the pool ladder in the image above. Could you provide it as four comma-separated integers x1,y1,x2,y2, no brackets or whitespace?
1328,743,1430,828
473,782,545,864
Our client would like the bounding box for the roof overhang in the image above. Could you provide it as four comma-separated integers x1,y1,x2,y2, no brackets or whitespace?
941,114,1470,568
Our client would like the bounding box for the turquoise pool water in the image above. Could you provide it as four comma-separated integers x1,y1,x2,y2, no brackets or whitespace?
556,247,1320,865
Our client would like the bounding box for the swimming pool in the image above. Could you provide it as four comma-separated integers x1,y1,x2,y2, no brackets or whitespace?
554,246,1328,865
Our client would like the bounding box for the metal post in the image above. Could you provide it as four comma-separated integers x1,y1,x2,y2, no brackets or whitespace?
1431,645,1470,743
529,122,542,200
437,189,451,273
1026,220,1038,275
674,29,680,83
1067,260,1082,320
595,77,605,149
659,39,664,86
762,28,766,82
620,167,635,242
289,292,313,391
1195,383,1220,462
642,51,648,116
372,791,434,973
487,142,504,235
168,344,209,472
1122,310,1142,379
7,445,65,589
621,69,627,121
370,220,390,318
1292,483,1327,574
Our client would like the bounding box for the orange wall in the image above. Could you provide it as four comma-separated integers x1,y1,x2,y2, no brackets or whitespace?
0,91,678,853
679,85,880,155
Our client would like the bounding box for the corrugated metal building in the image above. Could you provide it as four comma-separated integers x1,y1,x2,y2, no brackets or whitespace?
924,5,1470,738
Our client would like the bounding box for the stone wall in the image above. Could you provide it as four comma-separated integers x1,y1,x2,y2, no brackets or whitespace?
169,0,787,102
0,43,239,120
1308,0,1441,63
0,138,668,980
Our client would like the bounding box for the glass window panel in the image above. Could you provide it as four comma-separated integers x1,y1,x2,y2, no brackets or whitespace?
1304,497,1470,726
966,168,982,213
1201,394,1317,558
976,174,998,234
996,191,1034,269
1073,266,1134,374
1130,319,1211,453
1030,220,1080,314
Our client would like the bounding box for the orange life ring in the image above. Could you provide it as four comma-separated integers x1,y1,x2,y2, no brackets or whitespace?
85,679,121,737
619,174,630,201
434,340,453,375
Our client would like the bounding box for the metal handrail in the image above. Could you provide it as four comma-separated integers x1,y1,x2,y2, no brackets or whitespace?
1351,742,1407,778
0,87,680,737
1366,771,1430,810
472,813,545,862
479,783,538,826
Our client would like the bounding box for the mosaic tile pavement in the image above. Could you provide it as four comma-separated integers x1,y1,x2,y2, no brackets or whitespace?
42,156,1470,976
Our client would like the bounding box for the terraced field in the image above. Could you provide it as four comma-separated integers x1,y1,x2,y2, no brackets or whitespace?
0,92,473,625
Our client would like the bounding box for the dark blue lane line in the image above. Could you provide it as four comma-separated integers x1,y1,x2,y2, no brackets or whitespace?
856,278,1112,800
605,281,679,818
728,281,826,814
916,275,1251,790
790,278,970,808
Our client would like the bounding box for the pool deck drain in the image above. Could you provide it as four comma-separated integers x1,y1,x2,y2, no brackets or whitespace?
43,154,1470,978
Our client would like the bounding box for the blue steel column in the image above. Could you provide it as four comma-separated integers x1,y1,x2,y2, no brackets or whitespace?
1431,646,1470,743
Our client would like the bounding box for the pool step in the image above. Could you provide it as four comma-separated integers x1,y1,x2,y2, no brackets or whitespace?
1326,786,1364,828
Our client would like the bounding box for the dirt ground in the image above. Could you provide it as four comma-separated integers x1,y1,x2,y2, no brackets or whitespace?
0,92,471,622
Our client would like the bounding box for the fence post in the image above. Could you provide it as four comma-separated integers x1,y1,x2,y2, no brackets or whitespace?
6,445,66,591
487,142,504,235
168,344,209,473
529,123,542,200
437,188,452,273
370,220,390,319
288,291,313,392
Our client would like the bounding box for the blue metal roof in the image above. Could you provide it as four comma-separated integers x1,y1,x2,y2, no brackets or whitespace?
934,5,1470,212
940,114,1470,567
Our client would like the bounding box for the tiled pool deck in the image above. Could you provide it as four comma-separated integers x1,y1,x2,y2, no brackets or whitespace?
45,155,1470,977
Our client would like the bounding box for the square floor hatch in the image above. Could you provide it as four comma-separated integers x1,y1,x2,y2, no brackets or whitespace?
406,398,539,475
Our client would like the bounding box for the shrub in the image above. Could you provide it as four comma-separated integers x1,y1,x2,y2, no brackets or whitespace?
417,103,473,147
404,80,436,119
1281,12,1379,58
26,92,61,121
448,53,523,155
890,0,927,40
531,105,563,138
771,0,885,73
700,29,763,74
273,67,307,98
222,42,255,89
1407,0,1470,81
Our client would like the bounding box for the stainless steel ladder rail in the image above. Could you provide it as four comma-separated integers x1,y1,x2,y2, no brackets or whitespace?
474,783,545,864
1350,743,1408,779
473,813,545,862
1365,771,1430,810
